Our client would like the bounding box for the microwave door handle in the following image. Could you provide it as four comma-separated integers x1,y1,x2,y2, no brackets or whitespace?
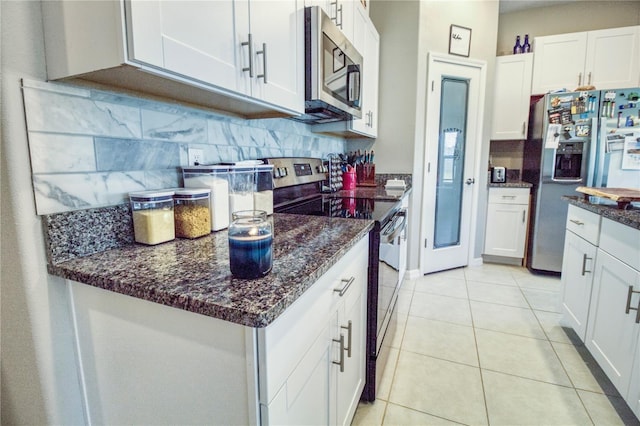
346,66,361,103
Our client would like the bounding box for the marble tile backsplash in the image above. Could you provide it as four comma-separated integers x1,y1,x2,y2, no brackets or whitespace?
22,79,345,215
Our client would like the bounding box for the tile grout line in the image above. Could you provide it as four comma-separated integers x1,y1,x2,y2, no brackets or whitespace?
464,270,492,426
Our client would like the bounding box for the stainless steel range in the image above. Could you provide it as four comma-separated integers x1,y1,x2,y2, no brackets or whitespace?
263,157,406,402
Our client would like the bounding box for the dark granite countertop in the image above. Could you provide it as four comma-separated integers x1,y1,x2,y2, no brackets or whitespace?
488,181,533,189
47,214,373,328
563,196,640,230
332,185,412,201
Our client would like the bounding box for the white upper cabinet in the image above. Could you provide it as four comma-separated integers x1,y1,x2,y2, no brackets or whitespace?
348,5,379,138
531,26,640,94
491,53,533,140
42,0,304,118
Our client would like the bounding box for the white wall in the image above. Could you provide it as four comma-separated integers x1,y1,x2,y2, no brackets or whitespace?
497,1,640,55
1,2,86,424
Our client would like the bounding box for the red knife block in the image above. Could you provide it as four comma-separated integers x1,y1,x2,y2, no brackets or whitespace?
356,164,376,187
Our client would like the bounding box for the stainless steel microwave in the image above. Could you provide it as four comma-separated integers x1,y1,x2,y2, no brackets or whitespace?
299,6,362,124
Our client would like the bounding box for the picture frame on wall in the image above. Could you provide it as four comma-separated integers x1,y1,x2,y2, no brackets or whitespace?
449,25,471,57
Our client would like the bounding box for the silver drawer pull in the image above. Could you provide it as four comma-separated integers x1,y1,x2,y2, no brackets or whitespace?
501,195,516,199
625,286,640,324
256,43,267,84
332,334,345,372
341,320,352,358
569,219,584,226
241,34,254,77
581,254,592,276
334,277,354,297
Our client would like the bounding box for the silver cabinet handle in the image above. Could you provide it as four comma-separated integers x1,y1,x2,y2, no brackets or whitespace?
588,72,592,85
334,277,354,296
522,121,526,136
256,43,267,84
581,253,592,276
522,210,526,223
578,72,582,87
625,286,640,324
502,195,516,199
330,0,342,28
341,320,352,358
241,34,254,77
332,334,345,372
569,219,584,226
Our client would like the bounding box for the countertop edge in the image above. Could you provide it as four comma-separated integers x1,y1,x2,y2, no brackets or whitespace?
563,196,640,230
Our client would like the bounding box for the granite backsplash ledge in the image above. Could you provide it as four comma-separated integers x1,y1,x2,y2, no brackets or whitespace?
43,204,134,265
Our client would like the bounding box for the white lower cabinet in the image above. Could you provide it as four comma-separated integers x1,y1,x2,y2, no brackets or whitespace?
582,218,640,419
560,205,601,342
484,188,530,259
68,235,368,425
586,249,640,397
259,235,367,425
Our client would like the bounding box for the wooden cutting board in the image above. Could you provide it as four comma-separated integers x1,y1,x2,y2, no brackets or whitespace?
576,186,640,208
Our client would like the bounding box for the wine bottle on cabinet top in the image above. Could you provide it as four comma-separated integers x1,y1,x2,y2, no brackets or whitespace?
513,35,522,54
523,34,531,52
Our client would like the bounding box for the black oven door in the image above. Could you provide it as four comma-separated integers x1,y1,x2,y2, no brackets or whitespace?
376,209,407,354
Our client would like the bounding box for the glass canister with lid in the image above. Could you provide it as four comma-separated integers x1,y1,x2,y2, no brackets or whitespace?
129,190,175,245
182,165,230,231
173,188,211,239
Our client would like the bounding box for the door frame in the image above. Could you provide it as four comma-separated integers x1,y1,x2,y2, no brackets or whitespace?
419,52,487,275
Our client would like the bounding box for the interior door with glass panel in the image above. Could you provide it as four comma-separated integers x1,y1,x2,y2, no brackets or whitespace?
421,54,485,274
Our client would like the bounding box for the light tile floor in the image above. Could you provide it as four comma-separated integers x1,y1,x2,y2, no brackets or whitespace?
352,263,640,426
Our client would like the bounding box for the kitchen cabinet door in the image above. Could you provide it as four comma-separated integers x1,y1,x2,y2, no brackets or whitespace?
531,32,587,94
531,26,640,94
491,53,533,140
127,0,248,92
336,267,366,426
560,230,597,342
484,188,530,259
263,321,334,425
584,26,640,90
585,249,640,398
349,10,379,138
249,0,304,114
629,336,640,420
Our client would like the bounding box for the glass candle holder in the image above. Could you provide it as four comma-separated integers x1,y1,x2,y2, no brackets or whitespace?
228,210,273,279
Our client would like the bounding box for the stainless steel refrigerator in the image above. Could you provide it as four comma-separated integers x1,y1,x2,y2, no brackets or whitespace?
524,91,600,274
592,88,640,189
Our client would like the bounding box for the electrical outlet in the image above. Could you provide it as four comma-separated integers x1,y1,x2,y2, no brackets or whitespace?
188,148,204,165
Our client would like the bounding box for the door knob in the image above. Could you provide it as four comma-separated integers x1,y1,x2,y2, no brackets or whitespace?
465,178,475,185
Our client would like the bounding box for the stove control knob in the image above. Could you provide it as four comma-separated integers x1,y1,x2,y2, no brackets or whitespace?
281,167,288,177
273,168,281,178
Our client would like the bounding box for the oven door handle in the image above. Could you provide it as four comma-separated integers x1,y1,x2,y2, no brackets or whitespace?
381,210,406,244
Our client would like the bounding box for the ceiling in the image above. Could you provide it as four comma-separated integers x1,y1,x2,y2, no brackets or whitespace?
498,0,582,14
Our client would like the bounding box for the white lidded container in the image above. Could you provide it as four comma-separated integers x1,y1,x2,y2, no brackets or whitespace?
183,165,230,231
228,166,255,221
129,190,175,245
173,188,211,239
253,164,274,215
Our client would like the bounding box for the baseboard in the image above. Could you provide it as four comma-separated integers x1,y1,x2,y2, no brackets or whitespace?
482,254,524,266
469,256,483,267
406,269,421,280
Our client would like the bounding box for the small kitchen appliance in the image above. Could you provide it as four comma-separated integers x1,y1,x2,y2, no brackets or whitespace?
263,156,406,402
293,6,363,124
490,166,507,183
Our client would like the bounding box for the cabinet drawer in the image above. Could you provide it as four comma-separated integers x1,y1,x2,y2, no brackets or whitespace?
488,187,530,204
600,218,640,271
566,205,601,245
